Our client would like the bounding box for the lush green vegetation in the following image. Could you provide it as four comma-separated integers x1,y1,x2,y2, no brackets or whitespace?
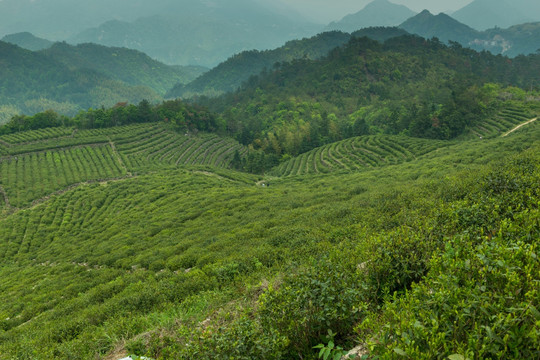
0,120,245,208
1,31,539,360
0,41,162,117
271,135,450,176
0,120,537,359
198,35,540,161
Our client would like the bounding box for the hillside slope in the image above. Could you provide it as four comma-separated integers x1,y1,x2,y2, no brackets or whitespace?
0,123,245,209
201,35,540,164
0,121,538,359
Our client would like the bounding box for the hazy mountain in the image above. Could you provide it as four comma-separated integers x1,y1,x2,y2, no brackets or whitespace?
400,10,480,44
0,0,154,40
166,31,352,99
471,22,540,57
0,0,316,49
326,0,416,33
1,32,53,51
40,42,206,95
0,41,162,116
400,10,540,57
69,1,318,67
452,0,540,31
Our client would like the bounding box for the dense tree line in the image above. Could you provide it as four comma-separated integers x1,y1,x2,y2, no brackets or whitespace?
0,100,222,135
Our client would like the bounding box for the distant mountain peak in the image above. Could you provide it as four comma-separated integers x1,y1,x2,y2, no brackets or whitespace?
1,31,53,51
326,0,416,33
400,10,479,44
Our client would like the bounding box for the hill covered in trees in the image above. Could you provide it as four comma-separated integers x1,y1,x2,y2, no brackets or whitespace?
192,35,539,168
167,28,412,100
0,41,159,120
0,41,208,124
41,42,206,96
166,31,353,99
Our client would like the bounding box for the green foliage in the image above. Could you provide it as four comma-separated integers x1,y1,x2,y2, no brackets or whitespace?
356,150,540,359
314,330,349,360
202,35,540,157
271,135,451,176
0,92,538,359
258,257,367,356
0,99,221,136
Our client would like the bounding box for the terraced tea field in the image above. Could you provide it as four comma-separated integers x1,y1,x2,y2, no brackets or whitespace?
271,135,450,176
116,127,246,171
0,127,74,144
0,145,126,208
0,123,247,208
468,105,536,139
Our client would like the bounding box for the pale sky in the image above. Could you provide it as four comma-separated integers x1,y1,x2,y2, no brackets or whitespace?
282,0,474,23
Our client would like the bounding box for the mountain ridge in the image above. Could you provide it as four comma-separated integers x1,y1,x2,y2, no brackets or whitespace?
1,32,53,51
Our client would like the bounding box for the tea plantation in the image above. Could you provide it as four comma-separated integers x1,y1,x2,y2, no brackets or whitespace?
0,116,538,359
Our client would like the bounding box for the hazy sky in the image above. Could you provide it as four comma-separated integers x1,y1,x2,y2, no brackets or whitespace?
283,0,474,23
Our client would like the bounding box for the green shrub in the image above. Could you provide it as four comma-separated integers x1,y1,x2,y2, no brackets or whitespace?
258,256,368,357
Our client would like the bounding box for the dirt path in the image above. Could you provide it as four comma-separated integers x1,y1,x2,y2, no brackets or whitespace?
193,170,235,183
108,138,131,176
502,117,538,137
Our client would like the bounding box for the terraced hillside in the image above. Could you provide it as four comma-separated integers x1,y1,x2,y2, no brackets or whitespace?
0,145,126,208
271,135,451,177
467,105,537,139
0,123,246,208
115,126,247,171
0,124,539,359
